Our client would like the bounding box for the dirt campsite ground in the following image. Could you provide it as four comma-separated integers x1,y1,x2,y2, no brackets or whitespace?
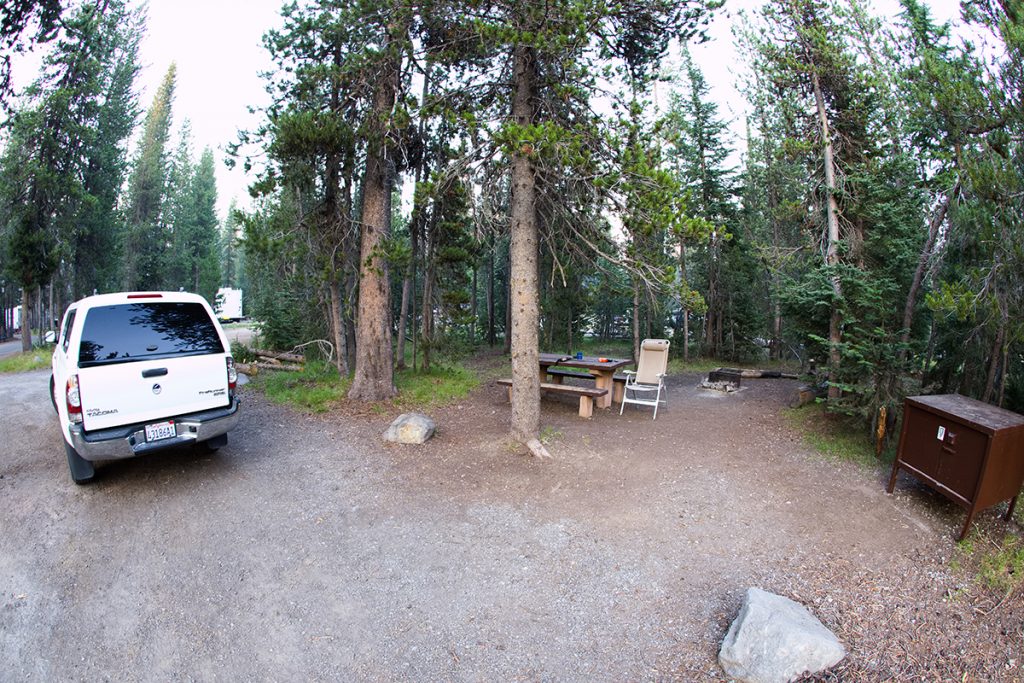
1,353,1021,681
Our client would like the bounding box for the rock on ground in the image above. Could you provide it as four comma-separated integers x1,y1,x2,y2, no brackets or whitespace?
719,587,846,683
383,412,436,444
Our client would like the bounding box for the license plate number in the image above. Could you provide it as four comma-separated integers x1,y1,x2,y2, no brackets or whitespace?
145,420,176,442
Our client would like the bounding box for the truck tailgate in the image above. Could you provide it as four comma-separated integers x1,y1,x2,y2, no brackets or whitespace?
78,355,229,431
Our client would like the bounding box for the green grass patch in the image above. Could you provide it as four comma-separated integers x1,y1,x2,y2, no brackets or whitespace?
540,425,563,444
978,534,1024,594
668,356,803,375
667,357,724,374
394,363,479,410
953,530,1024,598
250,358,479,414
255,361,350,413
0,347,53,373
785,402,880,468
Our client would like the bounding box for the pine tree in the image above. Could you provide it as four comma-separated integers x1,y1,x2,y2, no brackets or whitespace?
0,0,63,108
663,50,735,360
122,64,176,291
187,148,221,301
165,122,196,290
347,3,410,401
71,18,141,298
479,0,713,452
1,2,128,349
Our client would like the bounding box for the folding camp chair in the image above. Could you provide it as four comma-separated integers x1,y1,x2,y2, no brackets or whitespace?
619,339,670,420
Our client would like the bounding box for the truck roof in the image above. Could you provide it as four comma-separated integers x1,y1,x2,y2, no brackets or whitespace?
69,291,210,309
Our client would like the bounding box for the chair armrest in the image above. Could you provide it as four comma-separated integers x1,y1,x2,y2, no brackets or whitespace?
622,370,636,376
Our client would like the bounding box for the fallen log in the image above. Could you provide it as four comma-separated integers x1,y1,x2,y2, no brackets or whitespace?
713,367,799,379
253,349,306,364
254,361,303,372
235,362,258,376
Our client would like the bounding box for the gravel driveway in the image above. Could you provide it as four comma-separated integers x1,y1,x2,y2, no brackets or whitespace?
3,369,715,680
2,367,1020,680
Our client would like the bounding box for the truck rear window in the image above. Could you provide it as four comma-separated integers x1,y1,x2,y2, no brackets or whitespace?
78,302,225,367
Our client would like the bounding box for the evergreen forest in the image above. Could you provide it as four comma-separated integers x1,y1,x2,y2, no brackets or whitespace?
2,0,1022,450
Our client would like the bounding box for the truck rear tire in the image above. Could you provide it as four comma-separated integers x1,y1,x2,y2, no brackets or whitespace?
50,375,58,413
64,441,95,484
199,434,228,453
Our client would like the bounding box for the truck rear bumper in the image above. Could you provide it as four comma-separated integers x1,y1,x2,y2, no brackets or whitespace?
67,399,241,461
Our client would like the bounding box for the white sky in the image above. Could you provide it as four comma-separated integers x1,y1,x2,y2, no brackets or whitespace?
135,0,280,218
12,0,965,221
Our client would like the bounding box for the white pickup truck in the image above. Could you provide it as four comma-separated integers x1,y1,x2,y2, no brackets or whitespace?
50,291,241,483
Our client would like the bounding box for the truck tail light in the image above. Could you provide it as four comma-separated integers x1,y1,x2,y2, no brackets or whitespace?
226,357,237,398
66,375,83,424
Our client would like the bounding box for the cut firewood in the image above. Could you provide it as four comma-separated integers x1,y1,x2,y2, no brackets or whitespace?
235,362,258,376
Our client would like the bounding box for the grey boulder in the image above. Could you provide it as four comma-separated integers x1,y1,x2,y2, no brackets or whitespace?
719,587,845,683
383,413,436,444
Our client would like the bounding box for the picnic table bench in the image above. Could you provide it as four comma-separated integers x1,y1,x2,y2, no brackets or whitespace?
545,367,629,404
496,379,607,418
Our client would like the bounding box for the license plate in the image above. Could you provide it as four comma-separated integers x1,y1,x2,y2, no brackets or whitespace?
145,420,176,442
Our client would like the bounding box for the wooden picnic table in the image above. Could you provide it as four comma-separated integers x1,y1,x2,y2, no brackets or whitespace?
538,353,633,409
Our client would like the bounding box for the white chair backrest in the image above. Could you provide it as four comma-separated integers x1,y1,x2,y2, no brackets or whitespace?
636,339,670,384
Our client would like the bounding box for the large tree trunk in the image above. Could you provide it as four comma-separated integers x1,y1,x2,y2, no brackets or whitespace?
341,170,359,374
983,314,1005,404
998,340,1009,408
566,302,573,354
898,182,958,362
772,297,782,361
421,223,437,372
503,246,512,355
395,268,412,370
812,70,843,402
349,142,397,400
20,287,32,352
324,41,352,378
487,233,495,346
632,280,641,361
679,238,689,362
508,43,543,452
328,277,348,375
471,263,478,346
396,68,430,371
348,13,405,402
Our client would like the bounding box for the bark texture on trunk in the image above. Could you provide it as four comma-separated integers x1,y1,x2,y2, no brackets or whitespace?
349,143,397,400
396,270,411,370
329,278,348,375
487,234,495,346
397,69,430,370
503,247,512,355
679,239,689,362
348,13,405,401
812,70,843,401
983,316,1005,404
508,43,542,448
632,281,641,362
898,183,957,360
772,298,782,361
420,224,436,371
20,287,32,352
